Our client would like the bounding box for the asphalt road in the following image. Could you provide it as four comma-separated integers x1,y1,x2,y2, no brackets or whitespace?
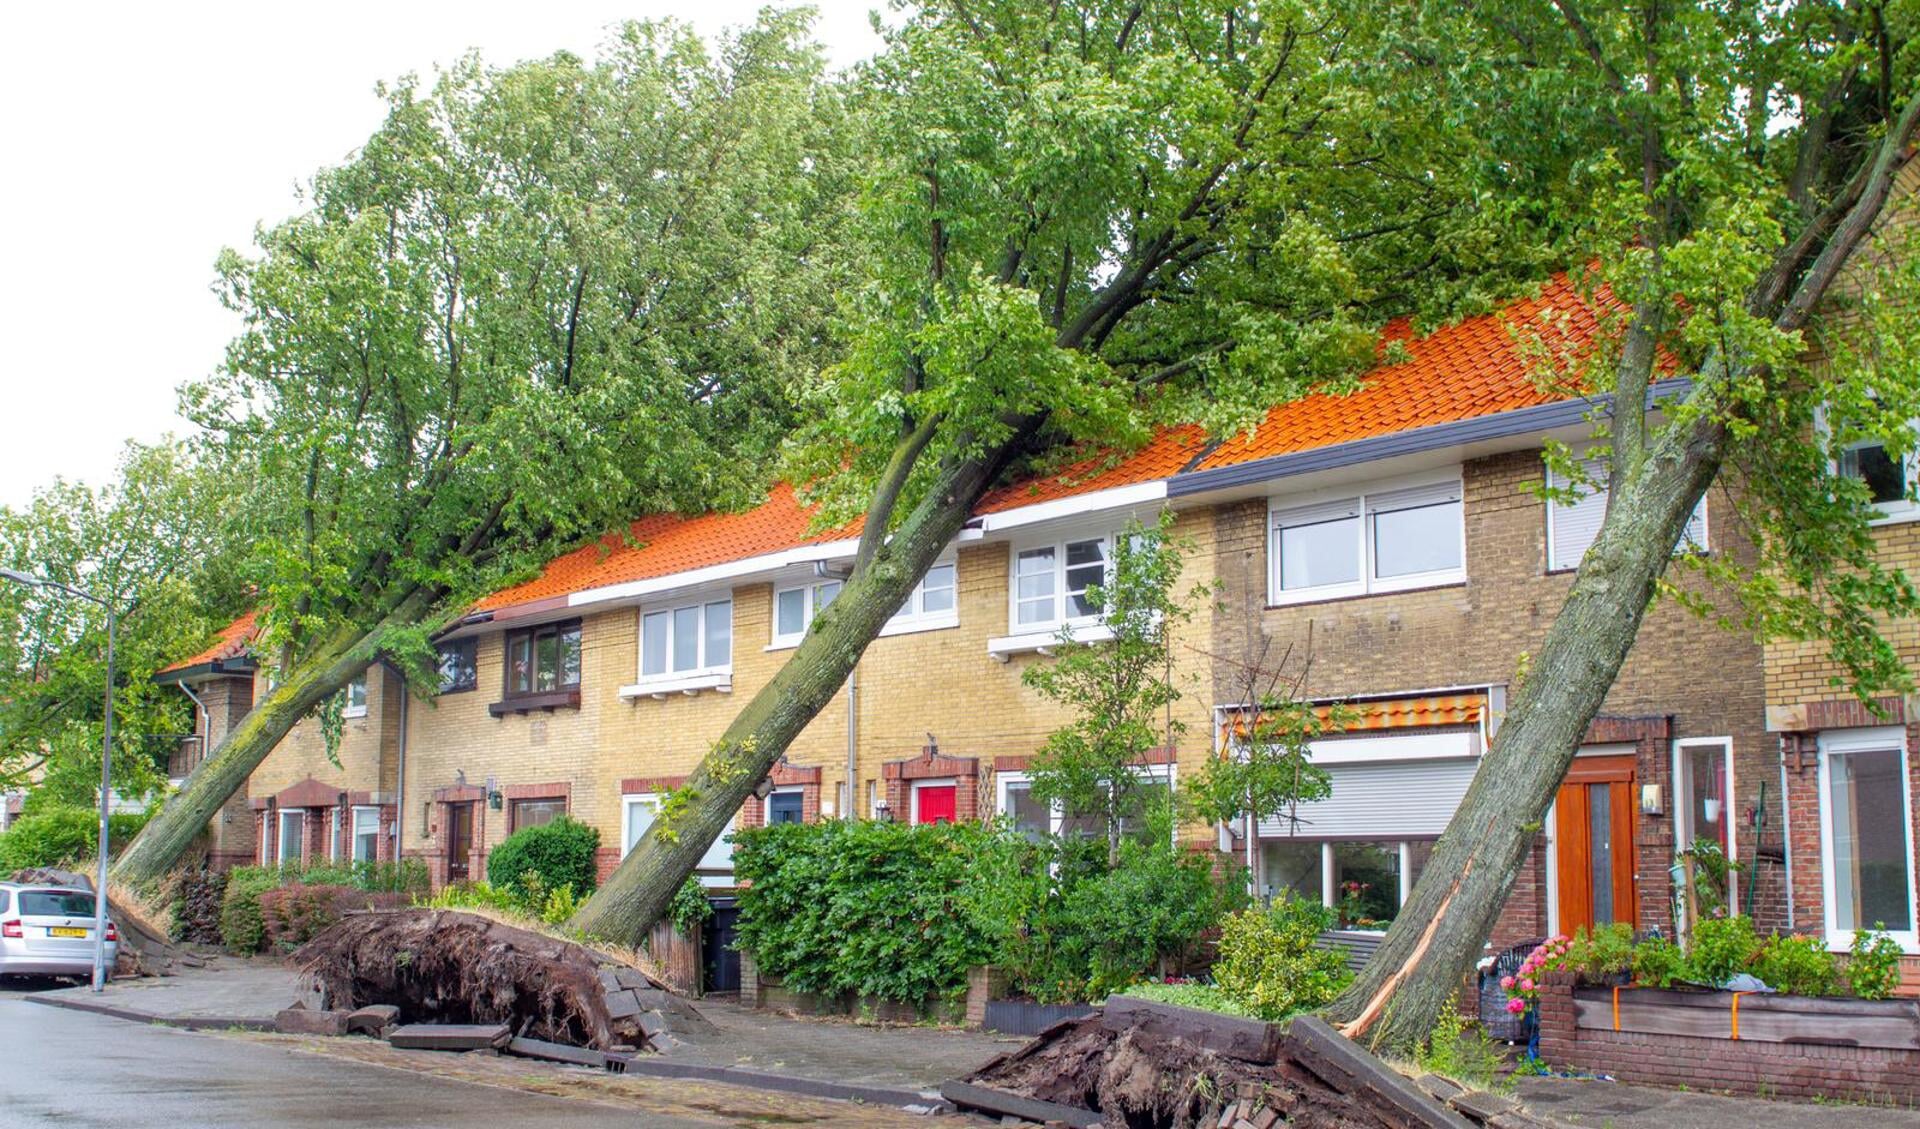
0,988,718,1128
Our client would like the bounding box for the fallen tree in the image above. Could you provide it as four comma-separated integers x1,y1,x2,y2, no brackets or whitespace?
110,14,853,885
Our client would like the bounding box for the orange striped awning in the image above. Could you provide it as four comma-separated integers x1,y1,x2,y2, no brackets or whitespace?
1221,692,1485,742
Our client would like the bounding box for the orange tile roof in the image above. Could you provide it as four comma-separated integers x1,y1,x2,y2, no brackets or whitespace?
160,607,261,674
1195,274,1615,472
975,425,1210,514
1221,692,1486,741
474,483,862,612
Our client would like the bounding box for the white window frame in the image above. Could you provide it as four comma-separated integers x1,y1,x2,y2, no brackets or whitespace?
343,674,368,719
765,786,806,825
1258,838,1431,932
1837,428,1920,525
768,579,843,650
994,765,1177,837
621,791,736,886
880,557,960,637
624,596,733,697
1546,451,1708,572
1267,471,1467,606
277,809,304,866
1817,726,1918,953
1007,532,1113,634
350,805,381,864
1672,736,1739,918
909,778,960,825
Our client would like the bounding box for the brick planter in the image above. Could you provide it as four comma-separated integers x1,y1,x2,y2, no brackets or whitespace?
743,959,965,1025
1537,968,1920,1103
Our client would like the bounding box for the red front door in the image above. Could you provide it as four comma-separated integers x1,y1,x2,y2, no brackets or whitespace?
914,785,957,825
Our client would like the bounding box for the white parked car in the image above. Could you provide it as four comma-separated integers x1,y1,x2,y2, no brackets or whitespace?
0,883,117,980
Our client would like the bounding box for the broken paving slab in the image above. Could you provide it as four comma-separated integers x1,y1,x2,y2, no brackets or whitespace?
387,1023,511,1051
346,1004,401,1036
274,1007,351,1036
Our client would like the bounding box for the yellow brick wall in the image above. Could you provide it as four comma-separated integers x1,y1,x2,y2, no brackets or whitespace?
248,664,401,803
1764,519,1920,707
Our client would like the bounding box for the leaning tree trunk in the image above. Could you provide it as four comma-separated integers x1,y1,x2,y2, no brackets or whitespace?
570,429,1036,944
110,594,435,886
1319,419,1725,1054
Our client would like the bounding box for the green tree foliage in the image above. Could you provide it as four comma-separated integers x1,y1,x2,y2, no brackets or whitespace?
1187,634,1338,848
485,815,600,897
0,807,150,872
1022,515,1197,864
1210,898,1353,1020
115,12,858,883
0,439,246,806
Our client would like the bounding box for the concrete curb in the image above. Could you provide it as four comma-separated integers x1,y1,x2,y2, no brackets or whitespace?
25,993,276,1031
25,994,949,1113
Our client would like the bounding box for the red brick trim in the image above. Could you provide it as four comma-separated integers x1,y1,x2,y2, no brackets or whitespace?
768,762,822,786
883,751,982,781
346,791,376,807
992,755,1033,772
503,781,572,801
248,796,272,811
274,776,348,810
619,776,686,795
432,783,487,803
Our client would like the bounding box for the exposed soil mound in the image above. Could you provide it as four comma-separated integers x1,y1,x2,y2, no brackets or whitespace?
294,908,655,1049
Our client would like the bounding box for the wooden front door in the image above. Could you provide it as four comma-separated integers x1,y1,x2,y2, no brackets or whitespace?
446,802,475,883
1554,755,1638,934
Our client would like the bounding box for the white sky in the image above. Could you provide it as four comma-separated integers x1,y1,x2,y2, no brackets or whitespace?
0,1,884,509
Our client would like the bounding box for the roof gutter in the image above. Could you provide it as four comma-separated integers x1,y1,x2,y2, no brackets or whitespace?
1168,378,1693,498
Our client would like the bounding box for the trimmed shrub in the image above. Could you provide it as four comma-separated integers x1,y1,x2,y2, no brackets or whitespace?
1210,897,1353,1020
486,817,599,897
168,867,230,945
1754,933,1839,996
259,884,410,950
734,819,1008,1005
1687,914,1762,986
1848,926,1905,1000
1631,933,1686,988
0,806,150,871
219,866,281,953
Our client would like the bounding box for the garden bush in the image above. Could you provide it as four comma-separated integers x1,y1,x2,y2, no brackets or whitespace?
1210,896,1352,1020
0,805,150,871
218,866,282,952
258,884,411,949
1848,925,1904,1000
1112,980,1260,1019
167,867,230,944
1687,914,1762,986
1631,933,1686,988
735,819,1009,1005
485,817,599,897
1754,933,1838,996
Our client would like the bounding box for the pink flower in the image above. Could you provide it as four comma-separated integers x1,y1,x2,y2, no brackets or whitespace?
1553,934,1570,944
1520,978,1535,992
1506,997,1528,1014
1500,975,1515,990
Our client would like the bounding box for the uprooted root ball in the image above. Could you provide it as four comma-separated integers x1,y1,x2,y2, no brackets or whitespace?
294,908,646,1048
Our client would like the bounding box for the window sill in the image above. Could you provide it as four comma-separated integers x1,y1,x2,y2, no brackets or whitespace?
988,622,1114,661
1868,505,1920,527
878,611,960,638
1264,578,1466,610
619,671,733,698
488,689,581,717
342,707,368,720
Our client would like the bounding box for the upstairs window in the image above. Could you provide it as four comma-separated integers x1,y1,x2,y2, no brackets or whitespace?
342,674,368,718
1270,477,1464,603
1547,454,1706,572
436,638,478,694
640,599,732,680
1013,535,1109,631
1838,432,1918,521
886,560,958,633
504,620,582,698
771,580,841,648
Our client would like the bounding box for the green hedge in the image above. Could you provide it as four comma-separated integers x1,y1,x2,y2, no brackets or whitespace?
219,867,282,952
734,820,1007,1004
486,817,599,897
0,806,150,872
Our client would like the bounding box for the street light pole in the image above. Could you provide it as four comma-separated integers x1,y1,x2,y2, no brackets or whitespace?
1,569,115,992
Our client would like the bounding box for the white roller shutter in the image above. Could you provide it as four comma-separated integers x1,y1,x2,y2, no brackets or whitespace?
1258,756,1479,839
1367,479,1463,513
1549,454,1706,571
1271,496,1361,530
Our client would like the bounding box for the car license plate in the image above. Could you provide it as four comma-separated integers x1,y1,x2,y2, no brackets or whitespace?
48,926,87,938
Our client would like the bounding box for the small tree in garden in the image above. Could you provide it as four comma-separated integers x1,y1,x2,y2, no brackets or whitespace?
486,816,600,898
1023,514,1199,866
1188,635,1338,882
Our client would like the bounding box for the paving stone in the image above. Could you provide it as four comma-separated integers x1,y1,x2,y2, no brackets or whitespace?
275,1007,350,1036
602,989,643,1020
346,1004,401,1036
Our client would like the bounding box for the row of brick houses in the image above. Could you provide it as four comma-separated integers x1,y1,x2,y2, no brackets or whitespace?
156,234,1920,980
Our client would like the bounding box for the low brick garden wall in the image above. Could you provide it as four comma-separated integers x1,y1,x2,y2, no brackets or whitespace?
1537,968,1920,1104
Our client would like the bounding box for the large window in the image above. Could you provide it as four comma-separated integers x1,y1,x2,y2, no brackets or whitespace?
771,581,841,647
766,788,805,825
343,674,368,718
1270,477,1464,603
640,599,732,680
1013,535,1109,630
436,638,478,693
503,620,582,699
351,806,380,863
1838,430,1918,521
884,560,959,634
1258,839,1433,931
511,798,567,831
1820,729,1916,949
1547,454,1707,571
622,792,734,881
1674,738,1735,915
996,768,1174,842
277,810,304,866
